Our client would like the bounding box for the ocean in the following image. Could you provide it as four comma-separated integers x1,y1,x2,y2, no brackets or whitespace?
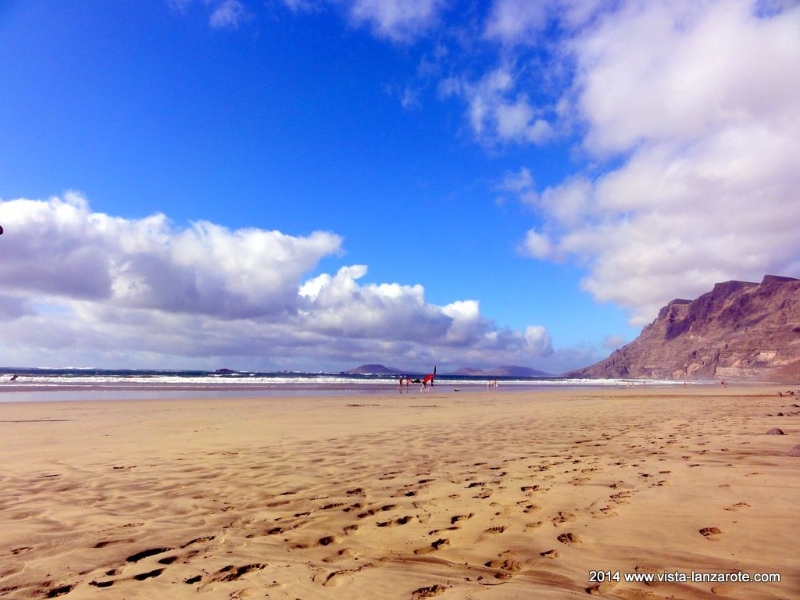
0,367,675,402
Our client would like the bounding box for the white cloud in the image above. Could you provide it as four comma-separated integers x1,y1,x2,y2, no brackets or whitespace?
441,300,487,345
499,167,535,194
572,0,800,155
440,66,555,145
519,229,556,260
279,0,445,41
484,0,608,42
400,86,420,110
524,325,552,355
484,0,549,44
505,0,800,324
167,0,251,29
0,194,554,371
343,0,446,42
281,0,321,12
167,0,193,13
0,193,341,318
208,0,250,29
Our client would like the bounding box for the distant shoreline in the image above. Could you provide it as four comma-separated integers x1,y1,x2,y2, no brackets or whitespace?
0,376,751,404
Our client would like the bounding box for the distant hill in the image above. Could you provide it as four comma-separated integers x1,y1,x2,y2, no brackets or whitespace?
565,275,800,381
452,365,552,377
345,364,551,377
345,364,404,375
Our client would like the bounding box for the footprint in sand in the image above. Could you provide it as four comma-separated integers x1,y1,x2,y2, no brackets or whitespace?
126,547,172,563
317,535,341,547
551,511,576,526
44,584,74,597
414,538,450,554
181,535,215,548
699,527,723,540
206,564,266,583
356,504,397,519
586,580,617,595
412,584,449,599
377,515,413,527
133,568,165,581
90,566,167,589
724,502,751,512
485,558,523,579
317,563,372,587
610,491,633,504
450,513,474,524
557,532,581,545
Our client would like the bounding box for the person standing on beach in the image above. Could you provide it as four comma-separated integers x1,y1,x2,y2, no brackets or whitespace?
421,366,436,392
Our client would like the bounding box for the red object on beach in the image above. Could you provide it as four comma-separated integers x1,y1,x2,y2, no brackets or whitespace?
422,366,436,386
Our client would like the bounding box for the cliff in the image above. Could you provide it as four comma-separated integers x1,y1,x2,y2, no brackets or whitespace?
567,275,800,381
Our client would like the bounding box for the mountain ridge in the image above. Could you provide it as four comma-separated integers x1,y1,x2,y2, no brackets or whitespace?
567,275,800,381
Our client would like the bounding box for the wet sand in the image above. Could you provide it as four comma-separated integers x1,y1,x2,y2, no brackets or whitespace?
1,385,798,599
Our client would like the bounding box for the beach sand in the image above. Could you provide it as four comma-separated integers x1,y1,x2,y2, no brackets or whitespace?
1,385,798,599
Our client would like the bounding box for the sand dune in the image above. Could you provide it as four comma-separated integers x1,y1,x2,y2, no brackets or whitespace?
1,386,798,599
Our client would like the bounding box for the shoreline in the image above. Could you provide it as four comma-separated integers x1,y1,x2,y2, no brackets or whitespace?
0,377,764,404
1,386,798,599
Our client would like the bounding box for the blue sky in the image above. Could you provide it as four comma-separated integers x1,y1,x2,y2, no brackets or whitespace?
1,0,798,373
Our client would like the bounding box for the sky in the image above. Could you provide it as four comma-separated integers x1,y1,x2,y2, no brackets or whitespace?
0,0,799,374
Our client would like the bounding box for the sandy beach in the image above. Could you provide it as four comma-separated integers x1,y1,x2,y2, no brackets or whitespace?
1,385,798,599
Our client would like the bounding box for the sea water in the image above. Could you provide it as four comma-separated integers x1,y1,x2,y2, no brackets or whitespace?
0,367,682,402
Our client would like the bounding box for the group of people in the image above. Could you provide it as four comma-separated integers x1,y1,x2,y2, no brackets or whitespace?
397,369,500,393
398,367,437,392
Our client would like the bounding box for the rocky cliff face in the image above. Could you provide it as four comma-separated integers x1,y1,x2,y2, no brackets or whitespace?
567,275,800,381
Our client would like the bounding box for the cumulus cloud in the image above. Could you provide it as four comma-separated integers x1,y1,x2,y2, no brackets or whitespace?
0,193,341,318
0,194,553,370
505,0,800,323
440,66,555,145
299,265,450,340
